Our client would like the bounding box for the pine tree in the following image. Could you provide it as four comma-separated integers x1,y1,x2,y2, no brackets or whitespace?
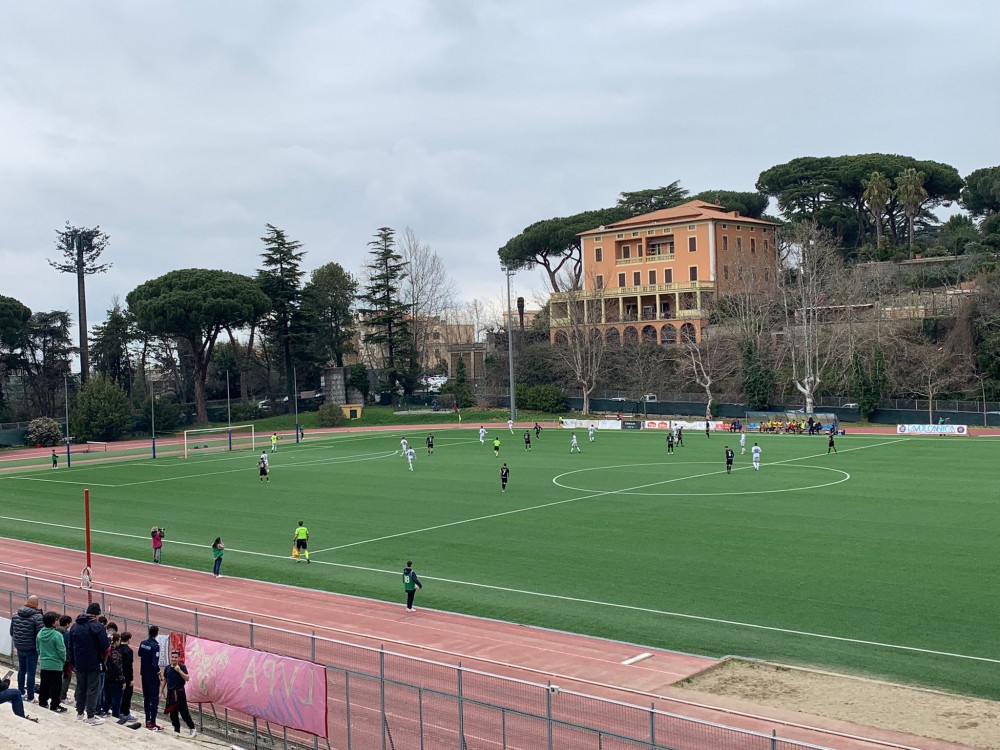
258,224,306,404
357,228,415,392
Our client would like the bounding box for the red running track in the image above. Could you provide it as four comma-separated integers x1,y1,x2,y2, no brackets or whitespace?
0,538,974,750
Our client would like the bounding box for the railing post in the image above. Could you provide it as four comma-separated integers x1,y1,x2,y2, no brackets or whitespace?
379,647,386,750
771,728,777,750
144,599,149,625
249,618,254,648
345,672,352,750
457,662,464,750
546,682,554,750
194,607,199,635
418,687,424,750
649,702,655,749
311,632,319,750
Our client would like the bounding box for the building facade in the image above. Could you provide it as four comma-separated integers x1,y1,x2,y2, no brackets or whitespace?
549,200,779,345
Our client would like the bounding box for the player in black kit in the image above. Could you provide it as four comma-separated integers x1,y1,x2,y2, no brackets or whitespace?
725,446,735,473
500,463,510,492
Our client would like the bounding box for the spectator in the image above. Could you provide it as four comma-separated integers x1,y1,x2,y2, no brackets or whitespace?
57,614,73,702
0,672,35,721
70,602,111,725
151,526,165,564
105,632,125,721
99,621,118,715
36,610,67,712
117,632,137,723
9,594,44,703
163,650,197,737
138,625,164,731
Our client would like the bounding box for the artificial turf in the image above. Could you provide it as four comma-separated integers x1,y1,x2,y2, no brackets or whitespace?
1,425,997,700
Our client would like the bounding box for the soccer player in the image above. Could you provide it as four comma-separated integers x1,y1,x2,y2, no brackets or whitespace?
258,456,269,483
570,433,581,453
666,432,674,454
426,434,434,455
492,437,501,457
739,431,746,455
51,449,57,469
725,446,734,474
676,426,684,447
270,433,278,453
523,430,532,451
292,521,309,563
402,561,422,612
260,451,269,467
507,418,514,434
534,422,541,439
828,432,837,454
588,425,596,443
751,442,762,471
406,447,416,471
479,426,487,445
500,463,509,492
400,437,408,457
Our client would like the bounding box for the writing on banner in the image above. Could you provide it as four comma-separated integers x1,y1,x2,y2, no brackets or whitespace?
559,419,621,430
183,636,327,738
896,424,968,436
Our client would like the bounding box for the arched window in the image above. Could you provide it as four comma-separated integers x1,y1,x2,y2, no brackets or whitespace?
605,328,621,347
680,323,697,343
642,325,657,342
661,324,677,345
623,326,638,344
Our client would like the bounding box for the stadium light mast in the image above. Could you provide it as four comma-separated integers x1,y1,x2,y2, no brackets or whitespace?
226,370,232,427
504,264,516,422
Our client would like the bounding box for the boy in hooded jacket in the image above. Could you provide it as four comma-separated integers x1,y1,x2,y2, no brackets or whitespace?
36,611,67,712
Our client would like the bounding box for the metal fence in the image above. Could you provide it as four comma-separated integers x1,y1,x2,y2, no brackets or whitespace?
0,570,831,750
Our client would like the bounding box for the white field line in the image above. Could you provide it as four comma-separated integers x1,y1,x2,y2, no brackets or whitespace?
12,436,987,667
312,438,909,554
4,511,993,667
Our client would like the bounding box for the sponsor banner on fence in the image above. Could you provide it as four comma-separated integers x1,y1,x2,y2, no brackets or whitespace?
183,636,328,738
559,419,621,430
643,420,672,430
621,420,643,430
896,424,968,435
644,420,726,431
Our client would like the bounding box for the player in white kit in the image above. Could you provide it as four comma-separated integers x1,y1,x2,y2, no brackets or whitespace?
570,434,581,453
588,425,596,442
479,426,487,444
740,432,746,454
507,419,514,434
406,447,416,471
751,442,762,470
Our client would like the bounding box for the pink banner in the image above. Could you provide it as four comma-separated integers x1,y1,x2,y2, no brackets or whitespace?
183,636,327,738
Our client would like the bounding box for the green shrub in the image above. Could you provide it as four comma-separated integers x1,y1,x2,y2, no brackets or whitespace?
134,397,182,433
516,384,566,412
73,375,131,441
317,402,346,427
26,417,63,447
229,402,263,422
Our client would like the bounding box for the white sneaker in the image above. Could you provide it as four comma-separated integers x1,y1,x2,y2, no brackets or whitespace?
86,716,105,725
188,727,198,737
76,713,85,721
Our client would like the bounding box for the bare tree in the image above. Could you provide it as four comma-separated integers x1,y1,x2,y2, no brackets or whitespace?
549,272,606,414
779,222,853,413
399,227,457,372
676,328,739,420
888,324,970,423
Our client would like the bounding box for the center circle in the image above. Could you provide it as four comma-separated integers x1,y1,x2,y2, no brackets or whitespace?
551,462,850,497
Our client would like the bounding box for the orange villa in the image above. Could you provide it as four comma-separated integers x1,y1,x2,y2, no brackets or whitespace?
549,200,779,344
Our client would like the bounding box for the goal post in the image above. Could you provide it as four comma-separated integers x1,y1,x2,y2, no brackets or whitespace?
183,425,256,459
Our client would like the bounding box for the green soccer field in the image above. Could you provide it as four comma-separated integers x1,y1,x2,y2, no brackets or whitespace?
2,426,998,700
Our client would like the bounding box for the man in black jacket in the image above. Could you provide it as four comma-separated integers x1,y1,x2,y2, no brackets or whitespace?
9,594,43,703
70,602,111,724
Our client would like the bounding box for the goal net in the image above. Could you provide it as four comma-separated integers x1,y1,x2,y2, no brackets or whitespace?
183,425,256,459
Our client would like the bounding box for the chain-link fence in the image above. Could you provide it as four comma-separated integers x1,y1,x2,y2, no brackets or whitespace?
1,570,831,750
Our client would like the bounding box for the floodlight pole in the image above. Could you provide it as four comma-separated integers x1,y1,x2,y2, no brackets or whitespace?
504,265,516,422
150,371,157,459
64,375,71,468
226,369,232,427
293,366,300,444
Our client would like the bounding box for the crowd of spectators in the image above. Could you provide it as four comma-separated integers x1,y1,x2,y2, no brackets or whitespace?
4,595,191,736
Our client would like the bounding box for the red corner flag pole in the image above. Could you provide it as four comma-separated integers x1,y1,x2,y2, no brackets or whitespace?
84,488,93,604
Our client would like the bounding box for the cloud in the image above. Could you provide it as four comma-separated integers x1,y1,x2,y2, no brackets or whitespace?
1,0,997,353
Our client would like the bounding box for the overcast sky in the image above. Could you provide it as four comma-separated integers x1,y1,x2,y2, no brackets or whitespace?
2,0,998,341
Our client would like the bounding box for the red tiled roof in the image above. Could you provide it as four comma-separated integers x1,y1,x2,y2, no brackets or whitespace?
579,200,779,235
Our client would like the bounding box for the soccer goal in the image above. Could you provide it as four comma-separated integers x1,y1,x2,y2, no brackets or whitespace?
183,425,255,459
